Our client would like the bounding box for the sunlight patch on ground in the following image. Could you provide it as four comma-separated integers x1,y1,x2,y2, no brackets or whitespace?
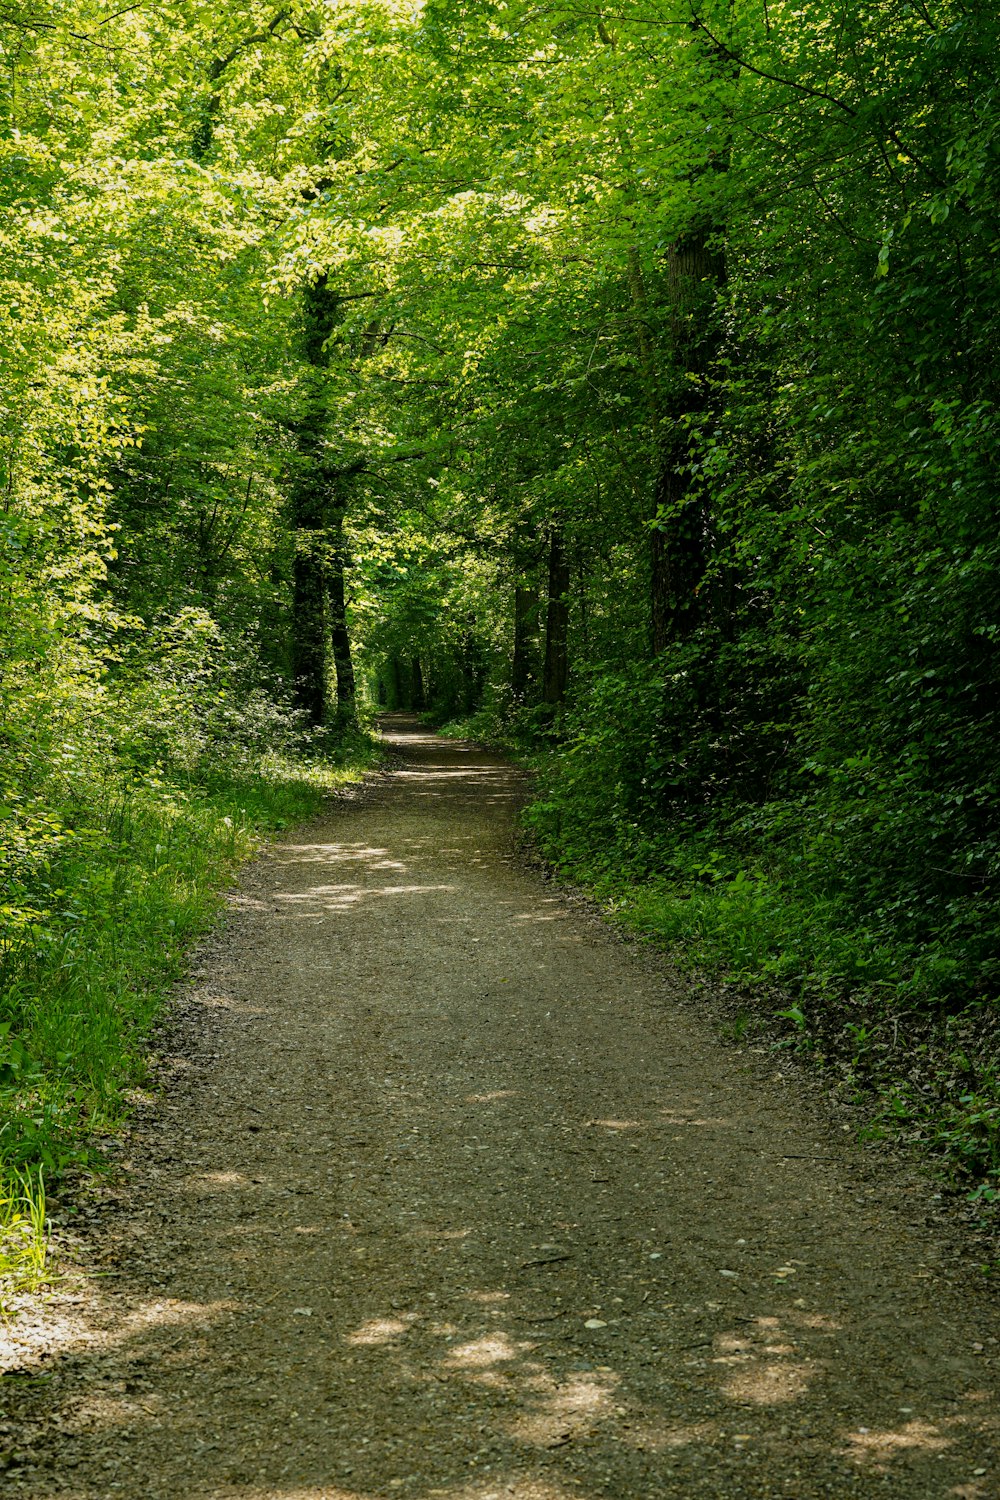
274,883,457,912
1,1291,237,1379
108,1297,237,1335
394,768,507,779
443,1332,528,1368
659,1112,731,1127
711,1318,820,1405
186,1170,253,1190
346,1314,419,1346
839,1417,951,1469
465,1090,517,1103
271,842,407,872
272,841,405,865
437,1479,585,1500
789,1309,841,1332
220,1490,362,1500
719,1356,814,1404
506,1368,618,1447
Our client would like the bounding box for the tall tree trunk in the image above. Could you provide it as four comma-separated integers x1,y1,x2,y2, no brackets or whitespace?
327,500,356,726
542,529,570,705
290,412,327,724
512,583,540,701
411,656,426,711
289,275,343,725
292,541,326,724
389,656,405,709
650,230,725,652
604,3,730,655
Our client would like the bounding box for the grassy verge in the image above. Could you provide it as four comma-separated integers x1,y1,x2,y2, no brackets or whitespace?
334,703,1000,1226
527,835,1000,1219
0,743,378,1301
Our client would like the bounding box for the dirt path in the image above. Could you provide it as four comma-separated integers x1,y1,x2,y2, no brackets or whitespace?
2,717,999,1498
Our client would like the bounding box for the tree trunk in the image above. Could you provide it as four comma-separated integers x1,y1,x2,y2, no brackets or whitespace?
512,583,540,702
389,656,405,709
327,501,356,726
290,411,327,724
542,529,570,705
289,275,345,725
650,229,725,652
411,656,426,711
292,538,326,724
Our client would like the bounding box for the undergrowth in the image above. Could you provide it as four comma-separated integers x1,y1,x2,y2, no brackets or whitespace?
523,811,1000,1211
0,1168,47,1312
510,661,1000,1216
1,610,379,1296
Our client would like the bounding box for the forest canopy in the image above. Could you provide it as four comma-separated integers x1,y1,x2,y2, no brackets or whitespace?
3,0,1000,1193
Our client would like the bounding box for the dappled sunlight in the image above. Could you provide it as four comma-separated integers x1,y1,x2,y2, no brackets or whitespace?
198,991,245,1011
659,1110,732,1128
718,1354,814,1405
186,1169,255,1191
443,1332,528,1369
271,842,401,867
506,1368,619,1447
713,1313,825,1406
274,843,408,872
839,1417,951,1469
120,1297,240,1341
788,1309,841,1333
425,1320,462,1339
274,881,457,913
4,717,996,1500
1,1291,242,1388
245,1492,360,1500
347,1315,419,1347
414,1225,472,1241
395,766,511,777
436,1483,581,1500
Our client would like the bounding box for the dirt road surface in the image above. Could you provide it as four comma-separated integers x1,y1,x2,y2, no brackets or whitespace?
2,718,999,1498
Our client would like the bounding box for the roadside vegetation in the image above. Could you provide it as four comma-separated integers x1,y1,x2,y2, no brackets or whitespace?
4,0,1000,1288
0,623,376,1295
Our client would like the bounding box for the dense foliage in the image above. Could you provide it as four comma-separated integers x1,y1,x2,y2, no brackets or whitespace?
3,0,1000,1210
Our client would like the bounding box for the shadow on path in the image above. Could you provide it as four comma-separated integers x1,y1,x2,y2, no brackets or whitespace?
2,719,997,1498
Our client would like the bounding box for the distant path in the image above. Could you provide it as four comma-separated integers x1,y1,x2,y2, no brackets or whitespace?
3,716,998,1498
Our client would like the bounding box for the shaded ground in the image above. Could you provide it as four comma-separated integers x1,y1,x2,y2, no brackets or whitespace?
2,717,998,1498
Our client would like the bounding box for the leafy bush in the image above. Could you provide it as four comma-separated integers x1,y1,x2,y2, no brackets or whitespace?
0,603,373,1195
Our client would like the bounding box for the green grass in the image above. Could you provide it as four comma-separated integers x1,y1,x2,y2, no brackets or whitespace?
0,1167,47,1310
527,827,1000,1208
0,745,377,1256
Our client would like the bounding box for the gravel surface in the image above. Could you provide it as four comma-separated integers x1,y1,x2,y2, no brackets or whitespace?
2,716,999,1498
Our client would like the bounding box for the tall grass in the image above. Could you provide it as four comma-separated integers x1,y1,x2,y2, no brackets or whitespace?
0,1167,47,1310
1,760,369,1174
0,746,377,1296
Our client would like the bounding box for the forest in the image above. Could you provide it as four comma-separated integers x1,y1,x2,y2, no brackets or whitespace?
2,0,1000,1265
